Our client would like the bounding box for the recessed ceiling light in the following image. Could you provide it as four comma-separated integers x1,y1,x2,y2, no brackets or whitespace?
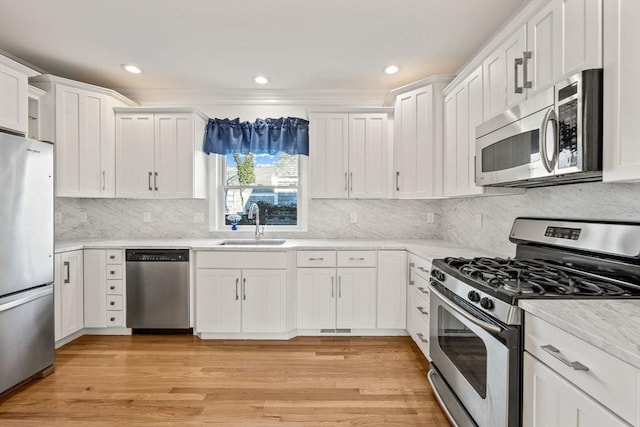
254,75,269,85
384,65,400,75
122,64,142,74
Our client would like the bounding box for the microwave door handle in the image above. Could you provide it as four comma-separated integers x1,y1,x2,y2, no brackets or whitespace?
540,108,559,173
430,285,503,335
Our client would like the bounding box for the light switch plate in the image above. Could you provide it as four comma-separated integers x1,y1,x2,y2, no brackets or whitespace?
79,212,88,223
475,214,483,228
143,212,151,223
350,212,357,223
426,212,435,223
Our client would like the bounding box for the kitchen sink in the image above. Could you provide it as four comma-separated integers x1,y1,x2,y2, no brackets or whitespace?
218,239,286,246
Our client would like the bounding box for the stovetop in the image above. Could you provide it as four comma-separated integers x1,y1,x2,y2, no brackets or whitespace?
433,256,640,304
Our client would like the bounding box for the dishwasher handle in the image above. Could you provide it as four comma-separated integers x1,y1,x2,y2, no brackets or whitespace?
126,249,189,262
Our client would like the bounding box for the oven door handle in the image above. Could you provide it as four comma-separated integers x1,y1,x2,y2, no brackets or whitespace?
430,285,503,335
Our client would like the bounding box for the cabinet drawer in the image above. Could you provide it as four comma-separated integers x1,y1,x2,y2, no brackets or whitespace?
413,259,432,282
197,251,286,269
106,295,124,311
296,251,336,267
106,264,123,280
412,285,430,315
337,251,376,267
411,300,430,358
525,313,638,424
106,249,123,264
106,279,123,295
106,311,124,327
414,271,431,298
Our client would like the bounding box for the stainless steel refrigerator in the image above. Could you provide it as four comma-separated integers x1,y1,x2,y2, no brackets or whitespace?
0,131,54,395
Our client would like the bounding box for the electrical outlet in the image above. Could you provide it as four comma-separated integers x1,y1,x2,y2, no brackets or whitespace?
475,213,483,228
426,212,435,223
55,212,62,224
350,212,357,223
143,212,151,223
79,212,88,223
193,212,205,223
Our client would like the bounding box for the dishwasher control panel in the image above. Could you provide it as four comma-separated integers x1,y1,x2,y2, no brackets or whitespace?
126,249,189,262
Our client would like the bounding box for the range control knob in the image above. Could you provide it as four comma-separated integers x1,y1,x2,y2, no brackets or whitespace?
467,291,481,303
431,269,446,282
480,297,494,310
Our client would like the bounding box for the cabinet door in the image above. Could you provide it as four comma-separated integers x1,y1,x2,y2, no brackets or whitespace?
526,1,558,95
115,113,156,198
83,249,107,328
195,269,242,333
558,0,602,79
336,268,376,329
53,254,62,341
154,113,194,198
241,269,286,333
59,250,84,338
296,268,336,329
0,61,28,134
483,25,527,120
523,353,628,427
603,0,640,182
348,114,389,198
54,86,113,197
394,87,436,198
376,251,407,329
309,113,349,198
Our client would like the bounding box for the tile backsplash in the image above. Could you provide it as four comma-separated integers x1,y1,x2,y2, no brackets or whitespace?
56,181,640,258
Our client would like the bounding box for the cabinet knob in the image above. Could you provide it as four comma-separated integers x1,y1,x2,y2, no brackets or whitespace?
110,255,115,259
110,271,115,274
110,317,116,322
110,286,116,290
110,301,115,306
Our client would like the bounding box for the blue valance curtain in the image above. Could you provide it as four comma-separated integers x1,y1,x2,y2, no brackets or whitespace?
203,117,309,156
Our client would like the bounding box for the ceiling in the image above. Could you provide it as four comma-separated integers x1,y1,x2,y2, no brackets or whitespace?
0,0,525,101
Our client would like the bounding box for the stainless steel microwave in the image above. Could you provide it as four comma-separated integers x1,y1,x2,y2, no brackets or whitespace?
475,69,602,187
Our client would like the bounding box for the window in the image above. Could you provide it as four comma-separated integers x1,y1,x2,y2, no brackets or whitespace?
210,152,308,231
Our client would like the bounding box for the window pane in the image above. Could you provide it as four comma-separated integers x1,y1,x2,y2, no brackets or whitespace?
224,188,298,226
225,152,298,186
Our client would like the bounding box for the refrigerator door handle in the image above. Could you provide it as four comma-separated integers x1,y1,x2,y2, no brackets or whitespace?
0,286,53,313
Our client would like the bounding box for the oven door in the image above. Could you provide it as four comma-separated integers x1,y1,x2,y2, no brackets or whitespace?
428,284,519,427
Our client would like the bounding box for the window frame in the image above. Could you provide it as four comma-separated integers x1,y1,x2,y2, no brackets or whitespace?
208,153,308,233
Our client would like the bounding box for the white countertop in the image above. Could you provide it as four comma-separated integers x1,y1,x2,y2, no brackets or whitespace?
55,238,495,261
519,299,640,369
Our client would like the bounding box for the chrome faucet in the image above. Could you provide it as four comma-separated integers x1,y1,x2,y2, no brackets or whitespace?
247,203,264,240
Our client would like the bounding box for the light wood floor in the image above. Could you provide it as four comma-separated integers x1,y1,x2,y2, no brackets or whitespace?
0,335,451,426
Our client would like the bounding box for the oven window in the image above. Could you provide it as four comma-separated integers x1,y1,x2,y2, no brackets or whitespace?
438,306,487,398
481,130,540,172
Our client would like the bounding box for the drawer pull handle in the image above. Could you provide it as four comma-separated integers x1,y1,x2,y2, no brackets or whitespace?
110,271,116,275
110,255,116,259
417,333,428,344
417,306,428,315
308,257,324,261
110,317,116,322
110,286,116,290
541,345,589,371
417,287,429,295
349,257,365,261
110,301,116,306
416,266,429,272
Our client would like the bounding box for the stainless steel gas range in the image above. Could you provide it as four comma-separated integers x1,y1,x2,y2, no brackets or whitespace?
426,217,640,427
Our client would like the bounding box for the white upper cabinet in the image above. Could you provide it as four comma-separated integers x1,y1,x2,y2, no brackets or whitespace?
603,0,640,182
482,0,602,121
115,108,208,199
31,74,136,198
309,111,390,199
0,55,35,135
483,25,528,120
392,77,450,199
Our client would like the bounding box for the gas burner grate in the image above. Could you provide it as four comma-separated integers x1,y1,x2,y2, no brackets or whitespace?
443,257,635,297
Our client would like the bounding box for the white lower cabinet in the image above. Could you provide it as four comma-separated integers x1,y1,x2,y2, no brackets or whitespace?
523,353,628,427
83,248,126,328
407,254,431,358
296,250,377,331
195,251,287,336
376,250,407,329
54,250,84,342
523,312,639,426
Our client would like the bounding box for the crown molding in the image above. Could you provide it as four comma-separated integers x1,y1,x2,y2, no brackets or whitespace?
116,88,390,107
30,74,138,106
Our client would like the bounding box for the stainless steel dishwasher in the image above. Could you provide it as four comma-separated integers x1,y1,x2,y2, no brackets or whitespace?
126,249,190,332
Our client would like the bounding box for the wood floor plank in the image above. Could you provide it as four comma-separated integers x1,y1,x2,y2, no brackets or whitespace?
0,335,451,426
